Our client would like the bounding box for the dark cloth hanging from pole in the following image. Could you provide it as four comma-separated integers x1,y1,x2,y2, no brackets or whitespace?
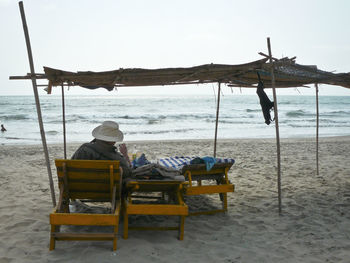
256,72,274,125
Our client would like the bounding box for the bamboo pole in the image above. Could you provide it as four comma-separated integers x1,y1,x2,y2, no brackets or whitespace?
19,1,56,206
315,83,319,175
61,84,67,159
213,82,221,158
267,37,282,214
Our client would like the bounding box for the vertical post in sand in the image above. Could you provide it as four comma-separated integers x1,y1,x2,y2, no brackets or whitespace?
315,83,319,175
213,82,221,158
267,37,282,214
61,84,67,159
19,1,56,206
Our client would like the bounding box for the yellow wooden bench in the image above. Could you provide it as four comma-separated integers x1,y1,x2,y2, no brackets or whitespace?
181,162,234,215
50,159,122,251
123,180,188,240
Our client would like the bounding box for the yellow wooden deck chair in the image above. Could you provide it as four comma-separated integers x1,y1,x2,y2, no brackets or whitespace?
50,159,122,251
123,180,188,240
181,162,234,216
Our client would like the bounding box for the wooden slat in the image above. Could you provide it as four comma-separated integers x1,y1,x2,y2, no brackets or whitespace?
68,182,110,192
126,204,188,216
50,213,118,226
185,184,234,195
182,163,233,173
130,195,163,200
57,170,120,181
126,181,184,192
55,159,120,170
79,199,111,203
184,168,225,176
188,174,223,181
57,171,111,181
111,185,116,213
69,192,111,200
52,232,115,241
127,180,184,186
128,226,178,231
56,186,64,212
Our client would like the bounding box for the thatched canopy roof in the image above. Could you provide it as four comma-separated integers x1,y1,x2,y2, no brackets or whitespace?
42,56,350,91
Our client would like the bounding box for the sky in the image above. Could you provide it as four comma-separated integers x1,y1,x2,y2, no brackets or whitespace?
1,0,350,96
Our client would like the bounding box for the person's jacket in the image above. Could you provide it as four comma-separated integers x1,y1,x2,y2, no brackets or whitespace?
71,139,132,178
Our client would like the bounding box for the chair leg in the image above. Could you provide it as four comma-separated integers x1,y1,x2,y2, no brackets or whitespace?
216,179,224,202
222,193,228,211
49,225,57,251
113,225,118,251
178,216,185,240
123,210,128,239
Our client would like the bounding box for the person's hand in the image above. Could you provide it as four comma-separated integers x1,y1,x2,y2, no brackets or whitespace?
119,143,128,155
119,143,131,166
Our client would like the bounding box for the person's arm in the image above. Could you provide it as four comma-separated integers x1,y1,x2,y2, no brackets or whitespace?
119,157,132,178
114,151,132,178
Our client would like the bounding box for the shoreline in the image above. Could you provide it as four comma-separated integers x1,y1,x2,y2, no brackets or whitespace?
2,134,350,147
1,136,349,262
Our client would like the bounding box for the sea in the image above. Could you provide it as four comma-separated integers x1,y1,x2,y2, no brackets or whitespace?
0,94,349,145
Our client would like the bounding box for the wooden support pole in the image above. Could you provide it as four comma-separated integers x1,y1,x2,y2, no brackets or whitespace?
315,83,319,175
61,84,67,159
213,82,221,158
19,1,56,206
267,37,282,214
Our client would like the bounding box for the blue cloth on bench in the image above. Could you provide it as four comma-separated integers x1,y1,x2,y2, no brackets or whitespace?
158,156,235,170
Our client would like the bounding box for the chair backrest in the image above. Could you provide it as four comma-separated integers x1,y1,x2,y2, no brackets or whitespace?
181,162,233,181
55,159,121,201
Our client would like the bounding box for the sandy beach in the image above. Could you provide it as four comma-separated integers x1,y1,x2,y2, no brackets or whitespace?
1,136,350,263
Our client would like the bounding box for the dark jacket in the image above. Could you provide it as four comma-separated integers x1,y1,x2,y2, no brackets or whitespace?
71,139,132,178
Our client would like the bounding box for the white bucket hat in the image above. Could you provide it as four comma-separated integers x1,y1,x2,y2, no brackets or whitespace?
92,121,124,142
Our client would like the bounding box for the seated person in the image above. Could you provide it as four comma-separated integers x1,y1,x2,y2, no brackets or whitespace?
72,121,132,178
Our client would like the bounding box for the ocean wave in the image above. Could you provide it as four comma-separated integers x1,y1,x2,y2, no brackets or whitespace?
45,114,91,124
285,110,309,117
147,119,162,124
319,118,349,124
321,110,350,117
46,130,59,135
0,101,35,106
3,136,41,141
289,122,350,128
246,109,260,113
119,113,213,120
126,128,196,135
119,115,167,120
279,101,292,105
4,136,22,140
1,114,31,121
205,118,258,124
41,104,60,110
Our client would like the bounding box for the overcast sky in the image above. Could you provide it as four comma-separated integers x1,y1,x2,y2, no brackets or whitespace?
1,0,350,96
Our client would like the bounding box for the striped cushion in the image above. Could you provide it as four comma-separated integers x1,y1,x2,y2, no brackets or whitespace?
158,156,235,170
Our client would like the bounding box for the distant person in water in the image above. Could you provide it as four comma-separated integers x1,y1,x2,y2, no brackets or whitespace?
1,124,6,132
72,121,132,178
